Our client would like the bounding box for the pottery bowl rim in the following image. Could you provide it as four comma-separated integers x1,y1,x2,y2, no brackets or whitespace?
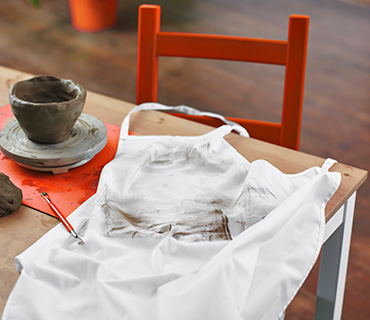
9,75,86,107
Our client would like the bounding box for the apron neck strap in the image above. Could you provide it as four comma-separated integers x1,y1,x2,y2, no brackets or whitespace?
120,103,250,139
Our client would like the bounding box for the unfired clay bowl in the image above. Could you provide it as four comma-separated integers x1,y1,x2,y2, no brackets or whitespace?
9,76,86,144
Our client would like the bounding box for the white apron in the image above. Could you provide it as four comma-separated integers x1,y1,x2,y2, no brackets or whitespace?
2,103,341,320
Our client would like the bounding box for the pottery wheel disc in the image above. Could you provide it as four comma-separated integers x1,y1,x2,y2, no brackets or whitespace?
0,113,107,174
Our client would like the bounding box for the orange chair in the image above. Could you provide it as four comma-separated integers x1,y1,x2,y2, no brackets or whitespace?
136,4,309,150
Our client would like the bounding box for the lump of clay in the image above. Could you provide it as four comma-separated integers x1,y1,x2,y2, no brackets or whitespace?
0,173,22,217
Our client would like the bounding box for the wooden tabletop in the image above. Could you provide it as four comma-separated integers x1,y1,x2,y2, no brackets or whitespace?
0,66,367,314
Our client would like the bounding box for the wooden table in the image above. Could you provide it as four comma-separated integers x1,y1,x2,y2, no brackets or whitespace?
0,66,367,319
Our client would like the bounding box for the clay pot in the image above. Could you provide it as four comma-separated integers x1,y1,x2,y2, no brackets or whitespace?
9,76,86,144
69,0,118,33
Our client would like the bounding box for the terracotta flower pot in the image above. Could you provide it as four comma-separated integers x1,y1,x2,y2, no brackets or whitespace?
69,0,118,32
9,76,86,144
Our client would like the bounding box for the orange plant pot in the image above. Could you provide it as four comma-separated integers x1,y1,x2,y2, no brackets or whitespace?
69,0,118,32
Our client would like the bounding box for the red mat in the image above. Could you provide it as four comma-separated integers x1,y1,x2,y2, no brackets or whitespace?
0,104,120,218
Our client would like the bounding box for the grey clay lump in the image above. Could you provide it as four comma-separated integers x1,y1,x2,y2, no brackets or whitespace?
0,173,22,217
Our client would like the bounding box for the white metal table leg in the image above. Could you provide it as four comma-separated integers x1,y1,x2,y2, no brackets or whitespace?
315,192,357,319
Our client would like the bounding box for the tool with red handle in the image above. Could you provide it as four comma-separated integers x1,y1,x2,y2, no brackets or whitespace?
41,192,85,245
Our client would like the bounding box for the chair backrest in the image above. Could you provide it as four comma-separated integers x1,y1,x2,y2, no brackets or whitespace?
136,4,309,150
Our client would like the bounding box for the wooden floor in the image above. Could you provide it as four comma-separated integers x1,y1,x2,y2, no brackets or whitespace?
0,0,369,318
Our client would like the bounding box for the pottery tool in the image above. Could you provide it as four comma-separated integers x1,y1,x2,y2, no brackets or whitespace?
40,192,85,245
0,113,107,174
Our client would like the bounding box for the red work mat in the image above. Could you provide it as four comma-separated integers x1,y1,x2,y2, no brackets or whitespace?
0,104,120,218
